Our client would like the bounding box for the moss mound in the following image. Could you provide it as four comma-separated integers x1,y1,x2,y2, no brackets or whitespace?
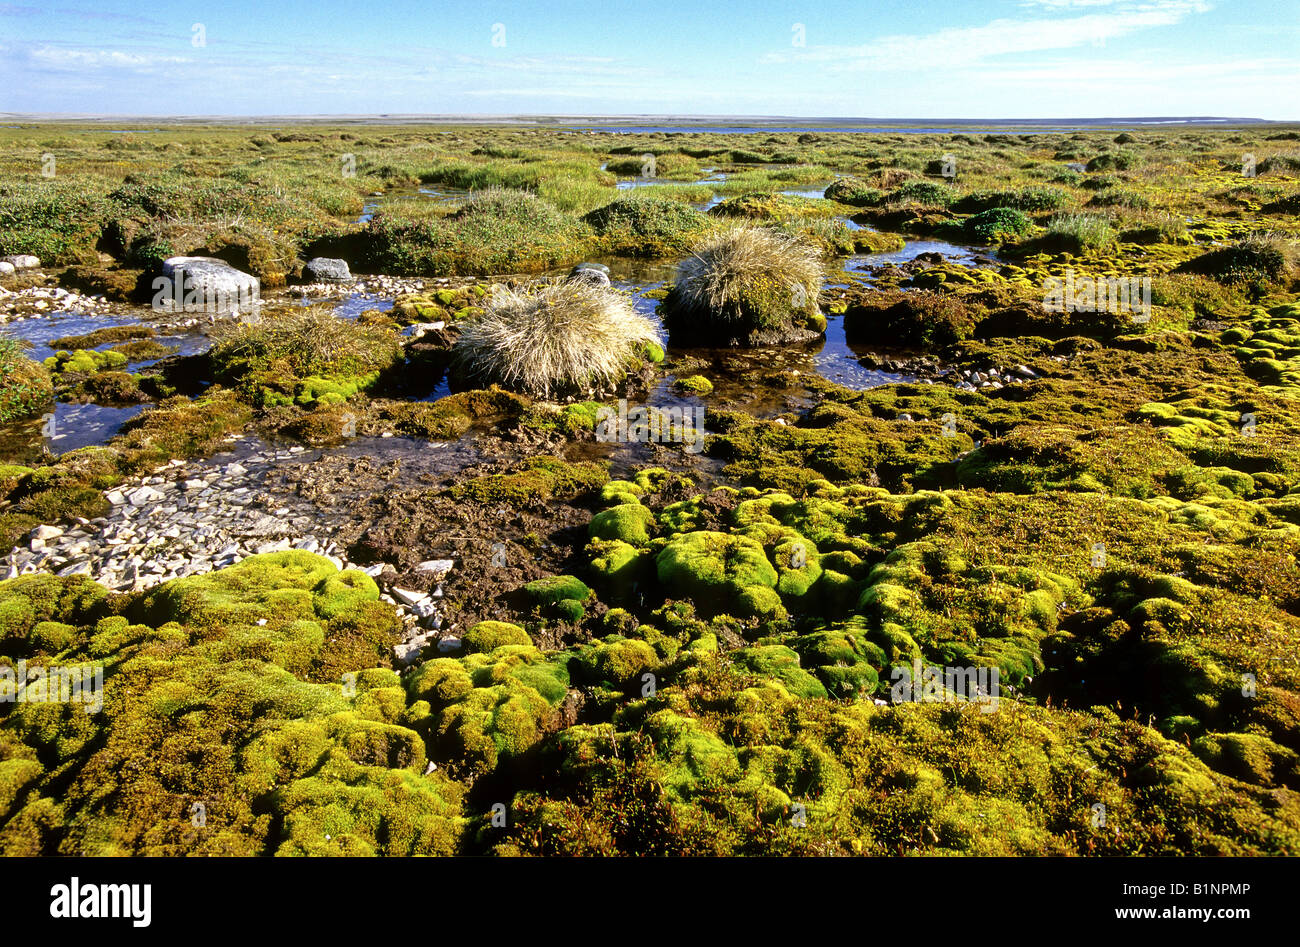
582,196,711,258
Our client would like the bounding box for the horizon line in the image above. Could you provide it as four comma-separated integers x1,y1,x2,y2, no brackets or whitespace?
2,114,1297,129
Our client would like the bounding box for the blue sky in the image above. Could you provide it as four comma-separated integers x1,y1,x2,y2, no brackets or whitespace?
1,0,1296,118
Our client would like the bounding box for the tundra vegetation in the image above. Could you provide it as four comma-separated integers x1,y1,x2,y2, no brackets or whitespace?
1,123,1300,855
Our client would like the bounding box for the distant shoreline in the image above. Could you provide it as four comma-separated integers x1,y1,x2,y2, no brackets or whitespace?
0,113,1293,129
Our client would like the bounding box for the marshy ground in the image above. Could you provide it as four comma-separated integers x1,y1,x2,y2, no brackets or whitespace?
1,121,1299,855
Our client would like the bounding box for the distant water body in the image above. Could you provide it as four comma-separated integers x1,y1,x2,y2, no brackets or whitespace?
564,126,1050,135
560,118,1250,134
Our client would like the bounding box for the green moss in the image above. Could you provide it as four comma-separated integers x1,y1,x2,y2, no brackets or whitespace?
824,177,883,207
674,375,713,395
1191,732,1300,788
732,645,827,698
772,535,823,601
852,230,906,253
271,765,465,856
587,539,651,603
112,390,252,473
522,575,592,607
448,456,608,507
434,676,553,774
600,479,645,505
656,531,778,618
575,636,658,687
43,348,128,381
0,465,33,497
843,290,976,348
6,125,1300,857
792,621,885,697
589,502,656,546
463,621,532,653
735,585,788,622
583,196,712,258
380,388,531,440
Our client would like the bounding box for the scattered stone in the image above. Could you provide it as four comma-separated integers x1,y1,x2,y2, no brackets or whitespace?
392,587,429,608
128,486,164,507
407,322,446,339
303,258,353,282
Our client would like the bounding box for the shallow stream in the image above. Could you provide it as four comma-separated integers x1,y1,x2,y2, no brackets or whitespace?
0,233,992,463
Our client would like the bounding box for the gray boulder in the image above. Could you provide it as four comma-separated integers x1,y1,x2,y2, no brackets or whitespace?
567,262,612,288
155,256,260,314
0,262,14,277
304,257,352,282
3,254,39,271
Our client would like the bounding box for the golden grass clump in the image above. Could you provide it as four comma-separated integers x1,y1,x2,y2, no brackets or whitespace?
452,281,660,399
664,226,824,344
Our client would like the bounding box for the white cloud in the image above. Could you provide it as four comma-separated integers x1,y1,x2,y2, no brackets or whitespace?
977,55,1299,83
28,45,189,68
1016,0,1129,8
762,0,1213,71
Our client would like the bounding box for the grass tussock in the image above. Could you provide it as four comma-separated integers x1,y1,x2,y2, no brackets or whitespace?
210,306,404,382
674,226,822,318
1182,232,1297,287
663,226,825,345
963,207,1033,243
452,281,660,399
365,187,588,276
1038,213,1118,253
582,196,711,257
